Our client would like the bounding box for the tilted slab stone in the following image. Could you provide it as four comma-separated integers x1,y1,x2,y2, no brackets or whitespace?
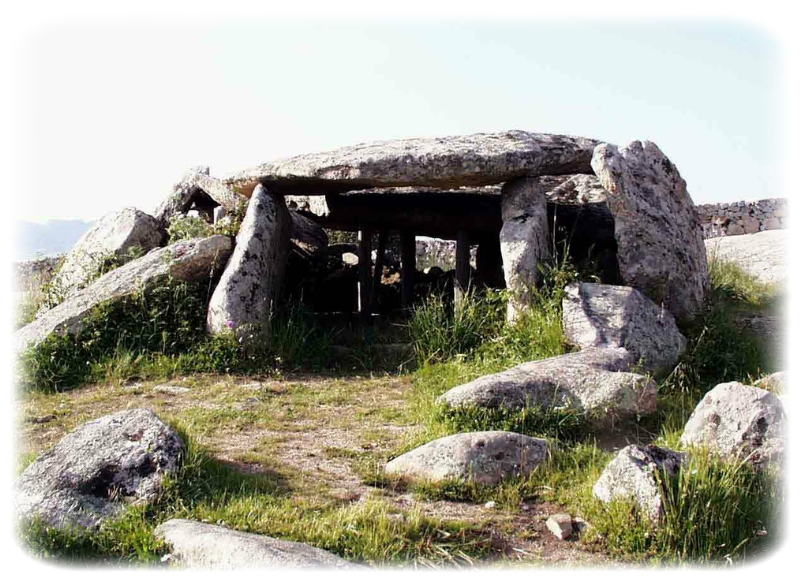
562,282,686,374
154,166,246,227
755,370,808,396
155,519,355,569
223,130,601,195
290,210,328,260
207,185,292,339
500,177,552,322
681,382,786,469
52,207,166,299
437,348,657,416
777,394,808,443
15,236,232,353
385,431,548,485
15,409,183,530
593,445,686,524
591,141,709,323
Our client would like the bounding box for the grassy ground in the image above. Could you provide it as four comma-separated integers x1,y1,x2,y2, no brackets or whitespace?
15,258,785,567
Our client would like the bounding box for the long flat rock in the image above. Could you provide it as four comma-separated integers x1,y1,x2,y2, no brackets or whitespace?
223,130,600,195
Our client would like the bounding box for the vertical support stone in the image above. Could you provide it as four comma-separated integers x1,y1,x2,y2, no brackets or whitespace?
454,230,470,313
357,229,373,319
400,229,416,307
500,177,551,323
474,232,505,288
372,229,388,310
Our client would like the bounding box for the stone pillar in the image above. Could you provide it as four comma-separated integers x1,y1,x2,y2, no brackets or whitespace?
357,229,373,319
454,230,471,313
474,233,505,288
372,229,388,310
400,229,416,307
207,184,292,343
499,177,551,323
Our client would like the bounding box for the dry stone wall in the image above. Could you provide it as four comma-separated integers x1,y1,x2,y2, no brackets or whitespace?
696,198,786,238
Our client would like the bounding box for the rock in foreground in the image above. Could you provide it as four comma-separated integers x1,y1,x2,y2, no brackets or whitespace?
438,348,657,417
15,235,232,353
155,519,354,569
562,282,686,374
593,445,687,524
681,382,786,469
15,409,183,530
385,431,548,485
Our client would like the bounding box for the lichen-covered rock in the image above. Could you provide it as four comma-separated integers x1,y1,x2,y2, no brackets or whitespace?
499,177,552,322
14,409,183,530
438,348,656,417
562,282,686,374
545,174,609,205
680,382,786,469
224,130,601,195
755,370,808,396
52,207,166,298
155,519,354,569
154,166,246,227
206,185,292,340
593,445,687,524
777,394,808,443
385,431,548,485
15,236,232,353
591,141,709,323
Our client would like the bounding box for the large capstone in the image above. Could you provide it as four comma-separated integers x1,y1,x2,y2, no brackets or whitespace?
437,348,657,417
51,207,166,299
14,409,183,530
499,177,552,322
593,444,687,524
15,236,233,353
207,185,292,340
385,431,548,486
680,382,786,469
562,282,686,374
591,141,709,323
223,130,600,195
154,519,355,569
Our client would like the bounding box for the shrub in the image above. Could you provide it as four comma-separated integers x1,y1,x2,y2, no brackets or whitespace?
168,216,214,243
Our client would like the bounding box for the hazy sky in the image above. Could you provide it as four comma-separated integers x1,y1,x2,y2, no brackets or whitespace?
15,20,777,222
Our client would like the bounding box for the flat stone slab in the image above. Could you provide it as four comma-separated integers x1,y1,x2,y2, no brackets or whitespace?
155,519,355,569
15,409,183,530
223,130,601,195
437,348,657,417
15,235,232,353
385,431,548,485
704,230,787,285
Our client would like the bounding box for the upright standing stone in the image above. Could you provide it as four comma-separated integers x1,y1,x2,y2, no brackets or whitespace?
591,141,709,323
207,185,292,342
499,177,551,322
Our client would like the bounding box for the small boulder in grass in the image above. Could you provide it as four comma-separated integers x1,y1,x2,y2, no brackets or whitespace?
546,514,574,540
755,372,786,395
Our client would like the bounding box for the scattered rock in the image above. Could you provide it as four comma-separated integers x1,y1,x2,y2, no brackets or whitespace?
755,372,786,394
484,501,497,509
15,409,183,530
591,140,709,323
385,431,548,486
438,348,657,417
154,519,354,569
154,167,246,227
593,444,687,524
52,207,166,299
562,282,686,374
342,252,359,266
546,513,574,540
15,236,233,353
680,382,786,469
704,230,787,285
207,185,292,340
153,385,191,395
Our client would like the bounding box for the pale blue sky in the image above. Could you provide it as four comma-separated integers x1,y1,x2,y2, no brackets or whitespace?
17,20,777,222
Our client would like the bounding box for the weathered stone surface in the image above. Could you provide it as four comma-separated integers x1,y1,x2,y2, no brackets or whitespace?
681,382,786,468
500,177,551,322
207,185,292,339
777,394,808,443
591,141,709,323
290,210,328,261
385,431,548,485
545,174,609,205
15,409,183,530
52,207,166,298
546,514,574,540
155,519,354,569
562,283,686,374
593,445,687,523
15,236,232,353
438,348,657,416
224,130,600,195
154,167,246,227
704,230,787,285
755,370,808,396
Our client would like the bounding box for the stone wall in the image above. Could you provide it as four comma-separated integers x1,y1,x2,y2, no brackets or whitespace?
696,199,786,239
0,258,59,294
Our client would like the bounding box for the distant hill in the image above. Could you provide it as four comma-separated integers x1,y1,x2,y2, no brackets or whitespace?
15,219,94,262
